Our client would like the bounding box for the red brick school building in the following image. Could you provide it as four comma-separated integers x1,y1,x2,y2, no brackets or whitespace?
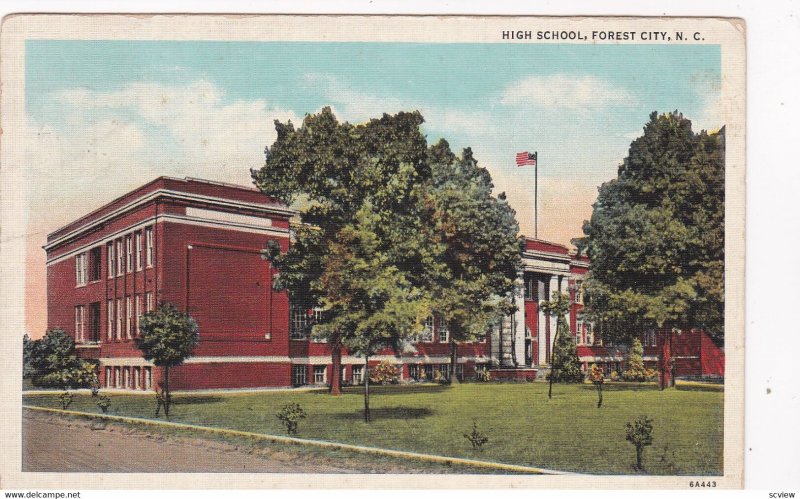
44,177,724,391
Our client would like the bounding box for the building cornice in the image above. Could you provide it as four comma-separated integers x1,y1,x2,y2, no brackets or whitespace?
44,188,297,252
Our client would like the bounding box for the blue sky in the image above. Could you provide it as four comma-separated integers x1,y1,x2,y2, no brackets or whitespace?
25,40,721,245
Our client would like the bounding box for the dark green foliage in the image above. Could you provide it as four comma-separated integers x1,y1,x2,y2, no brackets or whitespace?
97,395,111,413
541,292,582,399
276,402,308,435
137,303,200,368
578,112,725,342
25,329,98,389
137,303,200,417
549,316,583,383
59,391,73,410
254,108,522,413
463,420,489,449
625,415,654,471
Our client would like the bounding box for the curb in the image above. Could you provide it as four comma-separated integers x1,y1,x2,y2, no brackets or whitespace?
23,405,569,475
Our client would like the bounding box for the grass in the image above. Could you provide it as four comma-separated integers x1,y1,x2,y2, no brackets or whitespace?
23,382,723,475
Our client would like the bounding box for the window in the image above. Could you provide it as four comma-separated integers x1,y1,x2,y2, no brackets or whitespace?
456,363,464,381
437,317,449,343
143,367,153,390
133,367,141,390
292,365,308,386
75,253,87,286
146,292,154,312
107,300,114,339
126,236,133,273
115,298,122,340
313,365,327,384
75,305,86,342
124,367,130,389
135,232,143,270
88,247,102,281
114,367,121,388
420,316,434,342
116,240,123,275
107,243,115,278
352,365,364,385
576,321,583,345
126,296,132,338
290,306,322,339
135,295,142,335
88,302,101,342
145,227,154,267
586,323,593,346
574,281,583,304
408,364,420,381
105,367,112,388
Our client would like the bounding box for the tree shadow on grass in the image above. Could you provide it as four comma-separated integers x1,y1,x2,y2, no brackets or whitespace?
332,384,452,396
172,396,225,405
331,406,434,420
577,383,659,392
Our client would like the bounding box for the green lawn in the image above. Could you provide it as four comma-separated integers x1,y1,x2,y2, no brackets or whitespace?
23,382,723,475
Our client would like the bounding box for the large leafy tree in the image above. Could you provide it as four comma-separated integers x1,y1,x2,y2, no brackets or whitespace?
578,111,725,343
24,329,98,389
256,108,432,397
137,303,200,417
254,108,522,404
422,141,523,381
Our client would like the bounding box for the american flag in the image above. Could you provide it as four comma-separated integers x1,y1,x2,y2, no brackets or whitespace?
516,151,537,167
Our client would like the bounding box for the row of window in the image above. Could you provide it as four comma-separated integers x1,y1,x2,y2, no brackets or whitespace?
75,227,154,286
522,277,584,304
641,330,658,347
290,307,478,344
575,321,595,346
74,292,154,343
104,365,153,390
290,364,366,386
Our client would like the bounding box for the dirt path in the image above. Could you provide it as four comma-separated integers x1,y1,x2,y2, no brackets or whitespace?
22,410,364,473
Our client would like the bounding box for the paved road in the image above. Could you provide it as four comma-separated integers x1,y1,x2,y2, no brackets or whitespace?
22,412,354,473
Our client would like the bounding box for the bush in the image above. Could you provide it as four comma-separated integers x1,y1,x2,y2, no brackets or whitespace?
610,370,620,381
369,361,399,385
26,329,99,389
476,369,491,382
622,338,656,382
625,415,654,471
276,403,307,435
97,395,111,413
59,391,73,410
463,420,489,449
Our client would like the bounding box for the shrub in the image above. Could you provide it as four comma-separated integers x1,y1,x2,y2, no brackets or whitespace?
463,420,489,449
276,403,307,435
59,391,73,410
26,329,99,389
622,338,650,382
625,415,654,471
610,370,620,381
477,369,491,382
369,361,399,385
97,395,111,413
589,364,605,408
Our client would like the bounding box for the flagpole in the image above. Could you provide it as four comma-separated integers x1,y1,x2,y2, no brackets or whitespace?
534,155,538,239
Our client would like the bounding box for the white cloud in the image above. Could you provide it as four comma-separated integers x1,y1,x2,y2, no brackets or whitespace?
302,73,499,140
500,74,636,111
25,80,299,231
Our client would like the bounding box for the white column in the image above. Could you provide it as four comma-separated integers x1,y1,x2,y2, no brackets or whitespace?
537,278,547,366
548,275,559,361
513,274,526,367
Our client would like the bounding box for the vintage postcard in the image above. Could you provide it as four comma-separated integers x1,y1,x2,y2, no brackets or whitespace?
0,14,745,490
